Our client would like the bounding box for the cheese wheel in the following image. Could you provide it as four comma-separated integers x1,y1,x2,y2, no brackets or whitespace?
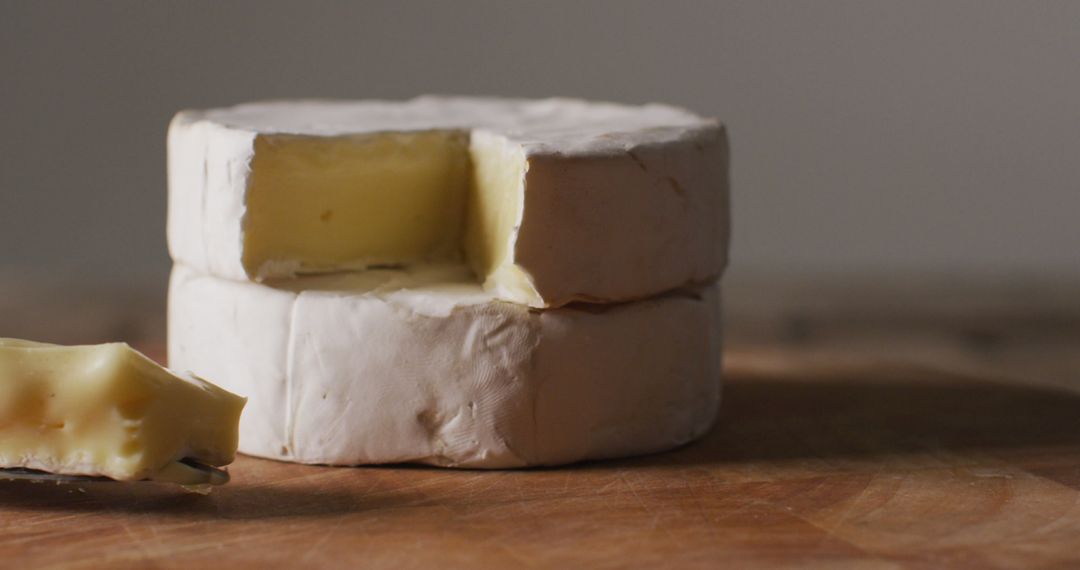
167,264,722,468
167,97,729,308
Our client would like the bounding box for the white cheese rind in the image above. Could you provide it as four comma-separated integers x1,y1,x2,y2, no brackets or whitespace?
167,119,256,281
167,97,729,308
516,131,728,306
167,264,722,468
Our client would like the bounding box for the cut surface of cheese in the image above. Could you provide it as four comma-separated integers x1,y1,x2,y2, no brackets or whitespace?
167,264,723,468
244,131,471,276
0,339,245,482
168,97,729,308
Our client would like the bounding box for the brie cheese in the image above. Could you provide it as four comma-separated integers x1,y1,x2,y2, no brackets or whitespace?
167,264,722,468
168,97,729,308
0,338,245,482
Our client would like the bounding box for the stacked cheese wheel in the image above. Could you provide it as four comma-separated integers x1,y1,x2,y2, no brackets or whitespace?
167,97,730,468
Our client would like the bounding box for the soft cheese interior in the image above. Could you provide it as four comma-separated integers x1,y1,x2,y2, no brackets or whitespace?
244,131,471,277
0,339,245,482
241,130,532,301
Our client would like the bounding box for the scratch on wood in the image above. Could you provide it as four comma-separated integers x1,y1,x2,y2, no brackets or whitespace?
664,176,686,197
627,150,648,171
618,472,663,533
301,527,336,563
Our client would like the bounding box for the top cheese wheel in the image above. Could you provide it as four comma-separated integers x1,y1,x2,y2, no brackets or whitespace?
168,97,729,308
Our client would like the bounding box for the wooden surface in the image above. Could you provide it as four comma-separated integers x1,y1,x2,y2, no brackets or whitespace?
2,276,1080,569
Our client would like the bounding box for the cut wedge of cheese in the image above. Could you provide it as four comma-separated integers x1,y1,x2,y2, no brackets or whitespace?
167,264,722,468
0,338,245,483
168,97,729,308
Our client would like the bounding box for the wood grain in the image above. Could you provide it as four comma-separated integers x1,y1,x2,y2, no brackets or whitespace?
2,277,1080,569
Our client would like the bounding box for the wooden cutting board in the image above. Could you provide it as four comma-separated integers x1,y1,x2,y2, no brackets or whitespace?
3,342,1080,569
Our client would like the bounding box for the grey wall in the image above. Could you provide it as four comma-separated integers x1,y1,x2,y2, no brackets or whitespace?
3,1,1079,283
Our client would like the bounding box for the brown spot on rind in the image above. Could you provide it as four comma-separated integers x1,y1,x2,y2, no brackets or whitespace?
319,210,334,222
416,409,440,435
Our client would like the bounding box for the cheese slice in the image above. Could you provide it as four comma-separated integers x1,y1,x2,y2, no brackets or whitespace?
0,339,245,482
168,97,729,308
167,264,722,468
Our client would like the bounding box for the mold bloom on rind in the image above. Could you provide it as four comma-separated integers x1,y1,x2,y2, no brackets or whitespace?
0,338,245,482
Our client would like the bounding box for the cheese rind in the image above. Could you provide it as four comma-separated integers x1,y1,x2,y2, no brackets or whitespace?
167,264,722,468
168,97,729,308
0,339,245,481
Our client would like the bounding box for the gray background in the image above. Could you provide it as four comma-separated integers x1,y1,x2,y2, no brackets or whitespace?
3,1,1079,284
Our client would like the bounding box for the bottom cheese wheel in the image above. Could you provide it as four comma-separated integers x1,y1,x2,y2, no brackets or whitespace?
168,263,722,468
